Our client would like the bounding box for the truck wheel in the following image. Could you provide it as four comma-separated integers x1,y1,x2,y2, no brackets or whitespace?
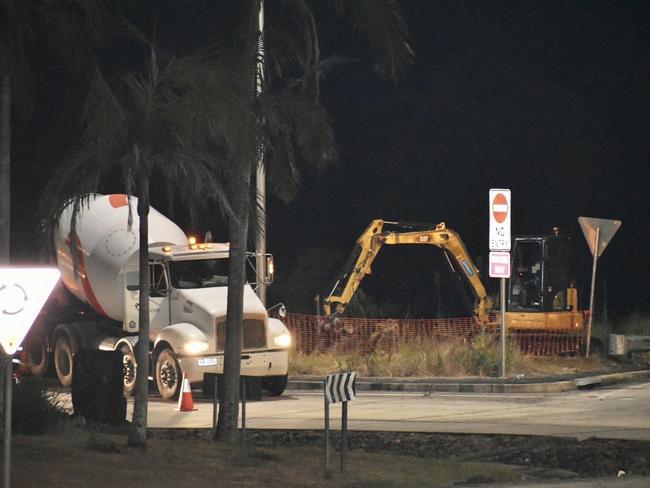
54,335,74,388
262,374,288,397
155,348,180,400
25,329,49,377
120,343,137,396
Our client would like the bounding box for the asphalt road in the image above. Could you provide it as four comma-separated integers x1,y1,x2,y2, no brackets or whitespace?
134,381,650,440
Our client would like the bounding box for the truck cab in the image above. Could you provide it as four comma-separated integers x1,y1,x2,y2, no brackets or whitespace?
120,241,291,399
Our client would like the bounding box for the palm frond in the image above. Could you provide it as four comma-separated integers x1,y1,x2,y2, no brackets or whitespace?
82,64,128,143
258,89,337,202
328,0,414,81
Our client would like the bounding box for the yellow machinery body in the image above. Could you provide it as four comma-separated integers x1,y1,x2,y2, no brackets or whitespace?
324,219,585,332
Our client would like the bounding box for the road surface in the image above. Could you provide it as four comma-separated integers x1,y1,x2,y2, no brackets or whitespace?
133,381,650,440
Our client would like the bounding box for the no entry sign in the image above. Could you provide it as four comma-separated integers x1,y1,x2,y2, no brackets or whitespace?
489,189,511,251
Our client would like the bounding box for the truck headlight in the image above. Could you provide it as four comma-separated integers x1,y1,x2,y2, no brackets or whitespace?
273,333,291,348
185,340,209,355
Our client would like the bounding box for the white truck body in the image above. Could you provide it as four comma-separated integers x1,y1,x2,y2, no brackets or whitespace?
28,193,290,398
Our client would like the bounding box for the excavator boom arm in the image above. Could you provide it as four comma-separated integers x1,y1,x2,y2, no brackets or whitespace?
323,220,492,321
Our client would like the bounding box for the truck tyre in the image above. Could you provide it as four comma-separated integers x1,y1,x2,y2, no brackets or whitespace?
54,335,75,388
262,374,288,397
25,328,49,377
119,343,137,396
155,348,180,400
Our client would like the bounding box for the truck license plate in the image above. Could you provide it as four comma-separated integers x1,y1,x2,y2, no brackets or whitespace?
198,357,218,367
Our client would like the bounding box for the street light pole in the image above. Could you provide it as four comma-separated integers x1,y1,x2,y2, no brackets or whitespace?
255,0,267,306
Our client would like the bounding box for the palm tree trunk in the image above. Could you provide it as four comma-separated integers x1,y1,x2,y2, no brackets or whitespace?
0,71,10,264
215,157,251,443
128,170,150,447
215,0,260,444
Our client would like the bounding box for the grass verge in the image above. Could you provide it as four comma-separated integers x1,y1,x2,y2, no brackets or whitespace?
10,428,522,488
288,333,623,378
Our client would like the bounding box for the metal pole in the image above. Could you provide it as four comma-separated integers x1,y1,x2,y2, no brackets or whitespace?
3,354,12,488
499,277,507,378
324,384,330,478
254,0,267,306
341,401,348,475
586,227,600,358
212,375,218,430
315,294,320,317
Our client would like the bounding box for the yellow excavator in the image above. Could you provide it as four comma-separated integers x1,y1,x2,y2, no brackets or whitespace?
323,220,585,331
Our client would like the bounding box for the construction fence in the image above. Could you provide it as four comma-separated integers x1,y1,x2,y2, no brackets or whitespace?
279,313,585,357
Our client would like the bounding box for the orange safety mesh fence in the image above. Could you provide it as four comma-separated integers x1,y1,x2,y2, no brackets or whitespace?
278,313,584,356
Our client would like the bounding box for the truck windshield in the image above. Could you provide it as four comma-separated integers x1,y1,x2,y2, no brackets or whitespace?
169,259,229,289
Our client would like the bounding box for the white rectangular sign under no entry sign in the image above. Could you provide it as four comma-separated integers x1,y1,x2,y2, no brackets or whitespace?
489,189,511,251
489,251,511,278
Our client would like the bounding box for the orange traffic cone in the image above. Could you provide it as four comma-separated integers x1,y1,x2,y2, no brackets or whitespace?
177,372,197,412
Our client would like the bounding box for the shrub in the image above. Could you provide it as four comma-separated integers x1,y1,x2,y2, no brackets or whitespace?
288,350,339,375
456,333,500,376
336,353,366,374
289,333,527,378
366,351,392,376
390,341,443,376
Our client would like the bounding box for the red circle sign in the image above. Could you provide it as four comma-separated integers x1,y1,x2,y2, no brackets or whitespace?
492,193,509,223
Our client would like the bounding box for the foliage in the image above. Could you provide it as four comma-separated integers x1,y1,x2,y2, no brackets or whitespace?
447,334,525,377
287,349,339,376
219,0,411,441
452,333,500,376
289,335,528,378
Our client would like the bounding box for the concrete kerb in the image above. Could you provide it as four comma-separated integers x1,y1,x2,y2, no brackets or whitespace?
287,369,650,394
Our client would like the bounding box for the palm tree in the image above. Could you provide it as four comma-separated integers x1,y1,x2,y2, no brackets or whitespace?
44,36,255,446
214,0,413,442
0,0,108,434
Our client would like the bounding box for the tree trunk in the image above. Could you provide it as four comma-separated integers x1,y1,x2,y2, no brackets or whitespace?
215,157,252,443
128,172,150,447
0,71,10,264
215,0,260,444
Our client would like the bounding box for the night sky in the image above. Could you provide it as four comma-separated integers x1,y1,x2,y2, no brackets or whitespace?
9,1,650,319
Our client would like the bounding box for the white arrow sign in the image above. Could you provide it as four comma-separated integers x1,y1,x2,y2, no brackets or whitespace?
0,268,60,355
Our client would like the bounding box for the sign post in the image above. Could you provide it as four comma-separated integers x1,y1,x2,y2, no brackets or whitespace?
323,372,356,478
578,217,622,357
0,268,60,488
489,189,511,379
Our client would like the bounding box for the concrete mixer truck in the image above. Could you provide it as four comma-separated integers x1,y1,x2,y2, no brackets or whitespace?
20,194,291,399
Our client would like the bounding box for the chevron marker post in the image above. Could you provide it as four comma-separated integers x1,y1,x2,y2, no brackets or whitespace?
325,372,356,404
324,372,357,477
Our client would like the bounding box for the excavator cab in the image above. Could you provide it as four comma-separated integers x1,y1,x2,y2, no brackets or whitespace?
508,232,578,314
